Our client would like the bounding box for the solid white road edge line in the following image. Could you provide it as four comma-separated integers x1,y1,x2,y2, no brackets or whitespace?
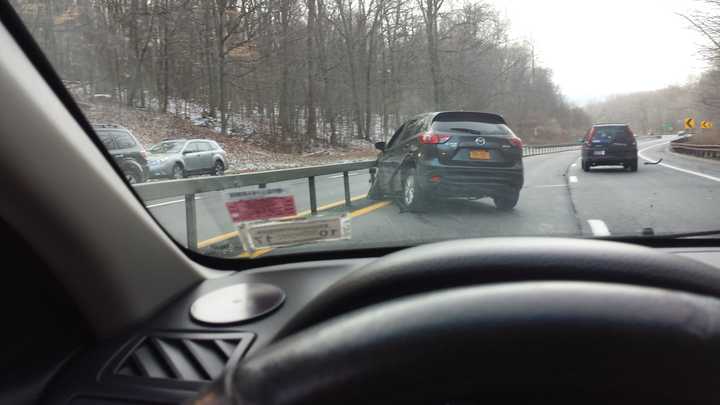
638,141,720,183
526,184,567,189
587,219,611,236
146,196,204,208
328,172,364,179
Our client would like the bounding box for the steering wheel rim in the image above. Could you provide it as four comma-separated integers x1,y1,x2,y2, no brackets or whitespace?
196,238,720,404
274,238,720,341
205,282,720,404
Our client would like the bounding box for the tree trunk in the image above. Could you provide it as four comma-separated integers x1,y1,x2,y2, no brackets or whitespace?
203,0,216,116
336,0,365,140
421,0,443,109
278,0,292,148
160,0,169,113
215,0,228,134
305,0,318,140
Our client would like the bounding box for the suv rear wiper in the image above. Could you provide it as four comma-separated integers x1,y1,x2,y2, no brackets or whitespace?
450,128,486,135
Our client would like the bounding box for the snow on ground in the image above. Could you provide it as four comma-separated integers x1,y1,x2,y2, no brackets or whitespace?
83,102,377,173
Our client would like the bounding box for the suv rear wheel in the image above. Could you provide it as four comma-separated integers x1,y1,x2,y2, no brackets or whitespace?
627,160,638,172
493,190,520,211
172,163,185,179
402,169,426,212
123,166,144,184
213,160,225,176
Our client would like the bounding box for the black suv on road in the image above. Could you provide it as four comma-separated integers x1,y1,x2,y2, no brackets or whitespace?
369,111,524,211
581,124,638,172
93,124,149,183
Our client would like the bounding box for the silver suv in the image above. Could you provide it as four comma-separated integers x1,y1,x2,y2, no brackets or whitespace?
148,139,228,179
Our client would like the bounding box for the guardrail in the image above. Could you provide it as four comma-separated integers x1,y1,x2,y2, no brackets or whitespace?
134,161,376,249
134,143,582,250
670,142,720,160
523,143,581,157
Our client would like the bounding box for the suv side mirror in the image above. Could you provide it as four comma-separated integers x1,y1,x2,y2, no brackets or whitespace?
375,142,386,151
183,150,192,155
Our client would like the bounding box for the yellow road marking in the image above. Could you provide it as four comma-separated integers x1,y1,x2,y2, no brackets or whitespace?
197,230,240,249
278,194,368,220
349,200,392,218
238,247,273,258
196,194,369,249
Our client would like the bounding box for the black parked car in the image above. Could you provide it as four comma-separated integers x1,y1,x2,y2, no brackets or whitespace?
368,111,524,211
93,124,149,183
581,124,638,172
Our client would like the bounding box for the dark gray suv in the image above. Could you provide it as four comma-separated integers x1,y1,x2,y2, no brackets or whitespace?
581,124,638,172
94,124,149,184
369,111,524,211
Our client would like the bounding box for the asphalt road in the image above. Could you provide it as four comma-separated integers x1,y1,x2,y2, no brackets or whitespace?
571,136,720,236
141,136,720,258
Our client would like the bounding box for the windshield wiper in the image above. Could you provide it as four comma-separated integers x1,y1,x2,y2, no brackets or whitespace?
624,229,720,239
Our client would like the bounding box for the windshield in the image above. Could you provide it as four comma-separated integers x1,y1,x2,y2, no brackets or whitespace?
9,0,720,260
151,142,185,154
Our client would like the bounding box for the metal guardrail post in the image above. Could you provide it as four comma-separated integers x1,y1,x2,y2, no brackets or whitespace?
308,176,318,214
185,193,198,250
343,171,352,207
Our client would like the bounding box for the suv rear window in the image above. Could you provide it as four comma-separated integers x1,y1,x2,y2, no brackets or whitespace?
432,121,511,136
97,132,116,150
113,132,138,149
591,126,633,143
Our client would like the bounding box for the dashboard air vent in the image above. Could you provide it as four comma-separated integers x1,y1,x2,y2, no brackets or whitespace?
114,332,254,383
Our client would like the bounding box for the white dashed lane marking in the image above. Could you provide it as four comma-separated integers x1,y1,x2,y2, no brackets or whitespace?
587,219,611,236
569,176,578,183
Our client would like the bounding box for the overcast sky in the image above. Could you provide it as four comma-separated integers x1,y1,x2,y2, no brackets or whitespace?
486,0,711,105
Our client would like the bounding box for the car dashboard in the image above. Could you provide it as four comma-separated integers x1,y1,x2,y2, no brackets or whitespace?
41,247,720,405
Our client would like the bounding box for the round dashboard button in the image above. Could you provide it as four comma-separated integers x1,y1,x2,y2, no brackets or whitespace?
190,283,285,324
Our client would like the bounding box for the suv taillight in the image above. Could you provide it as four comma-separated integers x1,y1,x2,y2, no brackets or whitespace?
509,135,523,149
627,128,637,146
585,127,596,145
418,132,451,144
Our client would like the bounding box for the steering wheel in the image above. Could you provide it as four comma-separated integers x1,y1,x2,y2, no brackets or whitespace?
196,238,720,404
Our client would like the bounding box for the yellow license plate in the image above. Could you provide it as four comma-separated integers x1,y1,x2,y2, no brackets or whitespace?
469,149,491,160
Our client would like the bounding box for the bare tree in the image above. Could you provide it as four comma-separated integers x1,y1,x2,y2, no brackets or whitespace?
12,0,592,149
418,0,443,109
